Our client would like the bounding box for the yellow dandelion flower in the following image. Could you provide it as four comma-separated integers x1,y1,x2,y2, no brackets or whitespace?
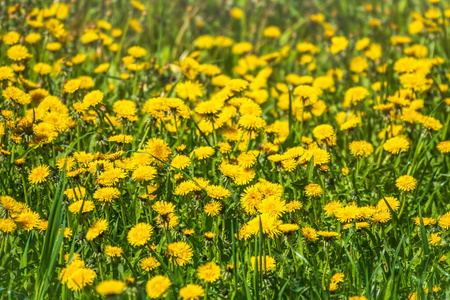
28,165,50,184
179,284,204,300
105,245,123,257
396,175,417,192
86,219,108,240
146,276,171,299
349,141,374,158
132,165,157,182
301,226,319,241
383,136,410,154
68,200,95,215
140,256,161,271
197,262,221,282
438,212,450,229
96,280,126,296
167,242,193,266
128,223,153,246
251,256,276,273
305,183,323,197
204,201,223,217
7,45,32,61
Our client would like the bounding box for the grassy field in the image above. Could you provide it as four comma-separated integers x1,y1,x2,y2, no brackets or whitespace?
1,0,450,299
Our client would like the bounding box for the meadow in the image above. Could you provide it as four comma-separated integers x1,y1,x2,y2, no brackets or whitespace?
1,0,450,299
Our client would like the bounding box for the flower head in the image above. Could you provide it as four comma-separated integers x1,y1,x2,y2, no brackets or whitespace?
437,141,450,154
128,223,153,246
167,242,193,266
250,256,276,273
383,137,410,154
141,256,161,271
305,183,323,197
438,212,450,229
396,175,417,192
349,141,374,158
146,276,171,299
197,262,221,282
179,284,204,300
7,45,32,61
28,165,51,184
301,226,319,241
86,219,108,240
96,280,126,296
105,245,123,257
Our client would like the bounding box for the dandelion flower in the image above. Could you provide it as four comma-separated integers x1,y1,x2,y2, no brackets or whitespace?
421,116,443,131
372,210,392,223
313,124,335,142
331,272,345,284
204,201,223,216
167,242,193,266
67,269,96,291
237,152,258,168
171,155,191,170
83,91,104,109
7,45,32,61
132,165,157,182
105,245,123,257
145,138,172,163
318,231,339,239
179,284,204,300
349,141,374,158
429,233,441,246
238,115,266,131
68,200,95,215
128,46,147,58
15,210,40,231
263,26,281,39
438,212,450,229
286,200,303,212
96,168,127,186
335,205,359,223
245,214,282,238
279,224,300,233
0,218,17,233
93,187,121,203
343,86,369,107
330,36,348,54
305,183,323,197
206,185,231,200
230,7,244,19
192,146,215,160
141,256,161,271
146,276,171,299
383,136,410,154
0,66,14,81
396,175,417,192
293,85,322,105
257,197,286,217
377,197,400,211
341,167,349,176
28,165,50,184
250,256,276,273
302,226,319,241
128,223,153,246
96,280,126,296
413,216,436,227
437,141,450,154
197,262,221,282
86,219,108,240
152,201,175,215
